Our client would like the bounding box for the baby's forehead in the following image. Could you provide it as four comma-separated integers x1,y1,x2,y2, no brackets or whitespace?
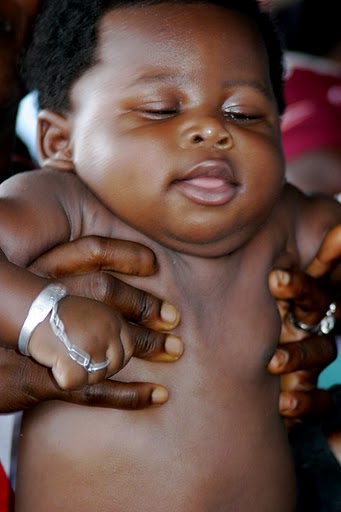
22,0,283,116
69,2,273,111
96,3,265,65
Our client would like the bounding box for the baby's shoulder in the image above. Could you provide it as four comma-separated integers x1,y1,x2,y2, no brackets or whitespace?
0,168,119,239
279,183,341,268
0,167,82,204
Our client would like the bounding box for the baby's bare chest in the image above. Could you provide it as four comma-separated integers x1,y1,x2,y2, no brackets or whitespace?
18,229,296,512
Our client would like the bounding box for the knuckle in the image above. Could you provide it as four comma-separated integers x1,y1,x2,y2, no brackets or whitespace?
89,271,115,303
81,236,107,262
130,245,157,275
121,389,143,409
81,384,108,405
134,293,157,325
113,347,126,371
283,344,304,371
134,328,158,357
295,342,308,365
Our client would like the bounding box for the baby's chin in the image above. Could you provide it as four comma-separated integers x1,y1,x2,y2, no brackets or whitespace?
108,208,266,259
143,225,257,259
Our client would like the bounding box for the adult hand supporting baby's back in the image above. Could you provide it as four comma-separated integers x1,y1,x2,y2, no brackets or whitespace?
0,236,182,412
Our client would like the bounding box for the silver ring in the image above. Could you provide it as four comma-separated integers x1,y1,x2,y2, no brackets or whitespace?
50,304,110,374
289,302,337,336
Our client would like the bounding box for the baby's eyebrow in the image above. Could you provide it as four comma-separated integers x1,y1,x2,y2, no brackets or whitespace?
222,79,272,99
127,71,187,89
126,73,273,101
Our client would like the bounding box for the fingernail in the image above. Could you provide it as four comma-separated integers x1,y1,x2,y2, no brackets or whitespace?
165,334,183,358
280,393,298,412
151,386,169,405
160,302,181,326
272,349,289,369
277,270,290,286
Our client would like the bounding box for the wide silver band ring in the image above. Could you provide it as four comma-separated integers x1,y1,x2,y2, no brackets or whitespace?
289,302,337,336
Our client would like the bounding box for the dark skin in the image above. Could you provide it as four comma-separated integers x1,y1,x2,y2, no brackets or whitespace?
270,226,341,466
270,224,341,422
0,0,338,419
0,230,338,416
0,237,183,411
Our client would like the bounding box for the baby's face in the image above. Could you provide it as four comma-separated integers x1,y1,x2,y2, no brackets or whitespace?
68,2,285,257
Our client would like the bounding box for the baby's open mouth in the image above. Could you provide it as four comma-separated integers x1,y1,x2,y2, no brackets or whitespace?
173,161,238,206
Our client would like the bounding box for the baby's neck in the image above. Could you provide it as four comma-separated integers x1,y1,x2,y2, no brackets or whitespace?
108,227,248,312
85,205,273,299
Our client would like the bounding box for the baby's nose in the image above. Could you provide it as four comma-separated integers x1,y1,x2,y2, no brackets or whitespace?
180,118,233,150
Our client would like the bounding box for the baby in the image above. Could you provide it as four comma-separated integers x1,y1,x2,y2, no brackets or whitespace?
0,0,339,510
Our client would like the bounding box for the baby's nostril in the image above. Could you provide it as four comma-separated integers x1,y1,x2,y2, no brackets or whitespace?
193,135,203,143
216,137,229,148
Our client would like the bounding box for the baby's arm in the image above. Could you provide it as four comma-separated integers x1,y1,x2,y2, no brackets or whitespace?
0,170,73,344
0,171,182,390
291,187,341,269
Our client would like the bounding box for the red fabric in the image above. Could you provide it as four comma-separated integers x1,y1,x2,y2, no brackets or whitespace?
281,60,341,161
0,463,14,512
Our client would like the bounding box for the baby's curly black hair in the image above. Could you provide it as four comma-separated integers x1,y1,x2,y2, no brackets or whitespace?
21,0,285,115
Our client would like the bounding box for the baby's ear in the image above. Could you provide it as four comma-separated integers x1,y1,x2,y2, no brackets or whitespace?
37,110,74,171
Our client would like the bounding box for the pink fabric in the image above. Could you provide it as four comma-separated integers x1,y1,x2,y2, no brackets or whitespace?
281,56,341,162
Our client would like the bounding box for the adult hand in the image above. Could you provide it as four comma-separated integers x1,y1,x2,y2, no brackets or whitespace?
0,346,171,412
29,236,181,331
306,225,341,284
0,236,182,412
268,225,341,427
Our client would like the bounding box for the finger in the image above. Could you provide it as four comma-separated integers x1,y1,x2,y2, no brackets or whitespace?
280,370,320,393
279,389,333,419
54,321,184,389
269,268,331,323
128,323,184,362
29,237,181,331
52,352,90,391
306,225,341,278
0,347,62,413
0,347,169,413
62,380,169,409
49,271,181,331
268,335,337,374
29,236,158,278
327,432,341,466
53,325,184,390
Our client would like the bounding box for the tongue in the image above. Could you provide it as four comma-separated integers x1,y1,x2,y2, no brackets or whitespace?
186,176,225,189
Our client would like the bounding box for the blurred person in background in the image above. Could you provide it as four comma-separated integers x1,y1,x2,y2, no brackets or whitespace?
275,0,341,198
0,0,41,182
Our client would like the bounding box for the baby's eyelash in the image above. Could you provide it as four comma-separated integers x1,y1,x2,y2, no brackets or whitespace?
144,109,178,115
139,108,179,119
222,111,261,122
